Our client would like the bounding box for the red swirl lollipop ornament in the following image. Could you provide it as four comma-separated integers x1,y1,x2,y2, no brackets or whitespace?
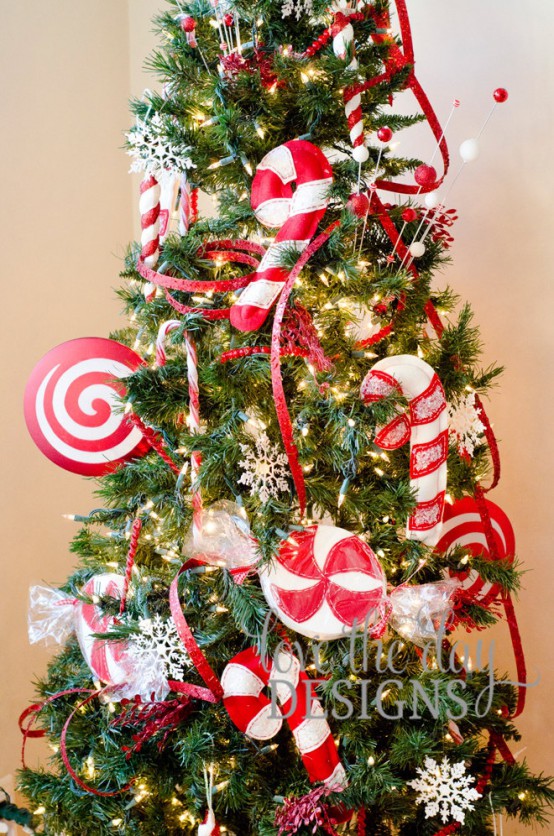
437,496,515,605
24,337,148,476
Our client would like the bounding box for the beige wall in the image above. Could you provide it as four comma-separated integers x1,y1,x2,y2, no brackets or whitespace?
2,1,553,832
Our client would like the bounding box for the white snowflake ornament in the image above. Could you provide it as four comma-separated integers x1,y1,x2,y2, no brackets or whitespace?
126,113,195,177
124,615,190,701
281,0,313,20
408,756,482,824
448,392,486,457
238,432,289,503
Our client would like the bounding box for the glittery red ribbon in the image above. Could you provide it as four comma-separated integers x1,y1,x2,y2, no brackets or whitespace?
20,688,135,796
271,221,340,516
136,239,265,319
220,345,309,363
169,560,224,701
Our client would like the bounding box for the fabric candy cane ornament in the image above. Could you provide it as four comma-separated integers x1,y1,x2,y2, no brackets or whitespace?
259,525,387,640
437,496,515,604
74,574,133,688
361,355,448,546
24,337,148,476
221,647,346,787
230,140,333,332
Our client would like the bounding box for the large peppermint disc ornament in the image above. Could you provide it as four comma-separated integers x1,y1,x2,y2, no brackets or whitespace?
437,497,515,604
24,337,148,476
259,525,387,640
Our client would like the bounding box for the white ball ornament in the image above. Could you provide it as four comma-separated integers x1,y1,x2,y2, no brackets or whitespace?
353,144,370,163
424,191,441,209
259,524,387,640
459,138,480,163
409,241,426,258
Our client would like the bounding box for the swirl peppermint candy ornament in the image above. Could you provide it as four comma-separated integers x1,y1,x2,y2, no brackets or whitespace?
74,574,133,687
24,337,148,476
259,525,387,640
437,497,515,604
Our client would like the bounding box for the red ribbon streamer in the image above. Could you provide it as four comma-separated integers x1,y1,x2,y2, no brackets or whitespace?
169,560,224,701
20,688,135,797
270,221,340,516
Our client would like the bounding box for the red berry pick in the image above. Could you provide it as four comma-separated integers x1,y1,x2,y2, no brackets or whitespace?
223,13,234,26
493,87,509,103
414,164,437,189
377,126,393,143
347,193,370,217
181,15,196,32
401,207,418,223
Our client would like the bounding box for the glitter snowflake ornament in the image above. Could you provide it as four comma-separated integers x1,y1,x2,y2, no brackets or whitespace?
281,0,313,20
448,391,486,457
125,615,190,701
126,113,194,176
408,756,482,824
238,432,289,503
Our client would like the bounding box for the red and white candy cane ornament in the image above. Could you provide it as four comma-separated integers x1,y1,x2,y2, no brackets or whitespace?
222,647,346,787
140,174,161,300
185,331,203,544
361,355,448,546
24,337,148,476
74,574,133,688
437,496,515,604
331,6,369,164
230,140,333,332
158,169,180,244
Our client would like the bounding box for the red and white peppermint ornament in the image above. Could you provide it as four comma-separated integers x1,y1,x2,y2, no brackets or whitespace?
221,646,346,786
24,337,147,476
437,497,515,604
230,140,332,332
74,574,133,687
361,355,448,546
259,525,387,640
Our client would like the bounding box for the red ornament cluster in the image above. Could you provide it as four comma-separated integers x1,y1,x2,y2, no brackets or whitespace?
377,126,393,143
180,16,196,33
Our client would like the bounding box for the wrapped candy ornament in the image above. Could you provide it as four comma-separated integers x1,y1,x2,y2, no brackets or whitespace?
388,579,459,646
260,525,459,646
28,577,188,702
181,500,260,570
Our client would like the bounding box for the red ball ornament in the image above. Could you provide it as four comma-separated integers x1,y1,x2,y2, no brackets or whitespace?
181,15,196,32
414,164,437,188
347,192,370,217
377,127,393,143
223,13,234,26
401,207,418,223
493,87,509,103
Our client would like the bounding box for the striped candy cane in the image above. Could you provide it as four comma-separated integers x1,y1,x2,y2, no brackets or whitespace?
140,174,161,300
230,140,333,332
74,574,132,687
332,7,370,164
221,647,346,787
360,355,448,546
158,170,180,244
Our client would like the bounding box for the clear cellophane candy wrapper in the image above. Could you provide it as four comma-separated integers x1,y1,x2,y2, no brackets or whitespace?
182,500,260,570
389,580,459,647
28,585,75,646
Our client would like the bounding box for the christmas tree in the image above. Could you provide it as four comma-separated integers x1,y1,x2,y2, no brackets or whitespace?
17,1,554,834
